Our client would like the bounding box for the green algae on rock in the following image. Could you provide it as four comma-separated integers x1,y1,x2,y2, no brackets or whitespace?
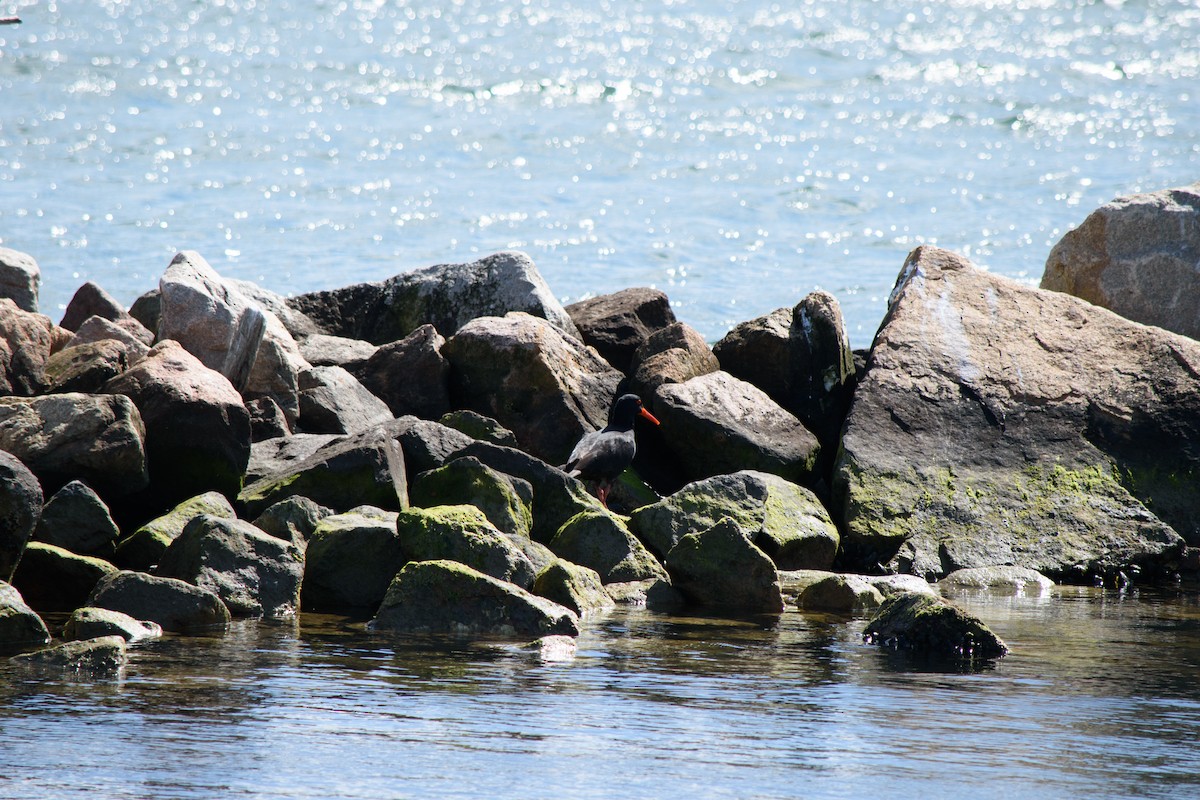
864,592,1008,661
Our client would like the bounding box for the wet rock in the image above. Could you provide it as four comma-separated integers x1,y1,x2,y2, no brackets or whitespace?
628,471,838,569
863,593,1008,660
565,287,677,374
531,559,615,617
245,432,338,483
521,634,577,662
298,333,378,369
301,507,403,610
350,324,450,419
1042,183,1200,339
713,307,793,403
34,480,118,559
938,566,1055,596
652,372,821,485
102,339,251,507
62,607,162,642
443,312,622,464
59,281,131,332
0,298,52,396
603,578,686,610
788,290,857,456
396,505,538,589
296,365,393,434
549,510,668,583
0,246,40,312
796,574,884,614
155,514,305,618
87,570,232,632
438,410,519,447
0,393,147,500
43,339,132,394
114,491,236,572
870,574,940,599
288,250,579,344
371,559,580,638
252,496,334,546
0,581,51,652
246,396,293,441
409,456,533,539
11,543,118,611
834,246,1194,581
628,321,719,399
664,518,784,613
0,451,41,582
10,635,127,674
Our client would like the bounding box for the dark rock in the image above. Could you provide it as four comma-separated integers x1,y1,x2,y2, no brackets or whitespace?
531,559,615,617
796,574,884,614
34,480,120,559
11,543,117,611
395,417,477,474
87,570,232,632
114,491,236,572
396,504,537,589
9,635,127,674
288,250,579,344
663,518,784,613
437,410,518,447
788,290,857,455
409,456,533,538
443,313,622,464
0,451,41,582
565,287,677,374
834,246,1195,581
549,510,668,583
713,307,793,403
59,281,131,332
298,333,378,368
0,298,52,396
252,496,334,546
628,321,719,400
370,559,580,637
350,324,450,419
127,289,161,338
0,246,40,313
62,607,162,642
603,578,686,611
44,339,132,394
301,508,403,610
296,365,393,434
246,396,293,441
0,580,50,653
863,593,1008,661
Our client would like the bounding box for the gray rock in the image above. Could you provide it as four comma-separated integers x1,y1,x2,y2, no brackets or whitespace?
565,287,677,374
531,559,615,617
114,491,236,571
11,542,118,611
603,578,686,611
713,307,793,403
549,510,668,583
0,246,40,313
62,607,162,642
70,316,153,361
521,634,578,662
288,250,579,344
653,372,821,484
869,574,940,599
301,508,404,610
409,456,533,539
863,592,1008,661
1042,183,1200,339
395,417,477,474
351,324,450,419
664,518,784,613
297,365,393,434
834,246,1194,581
87,570,232,632
396,505,538,589
437,410,518,447
0,298,53,396
938,566,1055,596
59,281,131,332
443,312,622,465
0,393,148,500
246,396,293,441
796,574,884,614
155,514,304,618
252,495,334,546
10,635,127,674
0,451,41,582
370,559,580,638
34,480,120,559
628,321,720,399
246,433,338,483
298,333,378,368
43,339,132,394
0,580,50,652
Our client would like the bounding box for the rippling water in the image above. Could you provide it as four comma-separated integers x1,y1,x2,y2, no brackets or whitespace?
1,0,1197,346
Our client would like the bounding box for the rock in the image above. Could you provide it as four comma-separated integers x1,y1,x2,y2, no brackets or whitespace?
938,566,1055,596
296,365,393,434
396,505,538,589
0,246,40,312
443,313,622,464
0,393,147,499
59,281,131,332
114,491,236,571
350,324,450,419
548,510,668,583
0,451,41,582
603,578,686,610
298,333,378,368
102,339,251,506
834,245,1195,582
0,581,51,652
713,307,793,403
252,496,334,546
788,291,857,455
628,321,720,399
87,570,232,632
288,250,580,344
371,560,580,637
863,593,1008,660
664,518,784,613
1041,183,1200,339
531,559,615,617
796,574,884,614
246,432,339,483
409,456,533,539
43,339,132,394
128,289,161,336
71,316,153,360
521,634,577,662
228,278,322,341
652,372,821,485
62,607,162,642
437,410,518,447
0,298,52,395
246,396,293,441
565,287,677,374
301,508,403,610
628,471,838,569
238,426,407,517
11,542,118,611
10,635,127,674
395,417,477,474
158,250,307,422
869,574,940,599
34,480,120,559
155,514,305,618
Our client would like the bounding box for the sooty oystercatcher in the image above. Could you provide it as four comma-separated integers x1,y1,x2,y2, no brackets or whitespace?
562,393,659,507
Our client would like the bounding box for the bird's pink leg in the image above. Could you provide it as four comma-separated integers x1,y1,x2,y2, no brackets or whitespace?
596,484,610,507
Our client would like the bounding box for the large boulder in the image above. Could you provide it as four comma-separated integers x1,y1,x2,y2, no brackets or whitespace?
395,417,477,474
566,288,677,375
371,559,580,638
0,393,148,499
114,491,236,572
72,315,153,357
0,451,41,582
1041,184,1200,339
59,281,131,332
252,496,334,546
288,250,579,344
549,510,668,584
0,580,50,653
296,365,393,434
298,333,378,369
442,313,622,464
350,324,450,419
87,570,232,632
863,593,1008,661
0,298,52,396
835,246,1194,582
629,471,837,569
102,339,251,506
663,518,784,613
652,372,821,485
0,246,40,313
396,504,538,589
301,508,404,610
713,307,793,403
628,321,720,400
408,456,533,539
11,543,117,611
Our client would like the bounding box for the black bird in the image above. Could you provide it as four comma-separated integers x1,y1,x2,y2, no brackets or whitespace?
562,393,659,507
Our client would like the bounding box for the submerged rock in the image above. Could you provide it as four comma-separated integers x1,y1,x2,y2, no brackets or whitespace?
938,566,1055,596
796,574,884,614
863,593,1008,661
10,635,127,674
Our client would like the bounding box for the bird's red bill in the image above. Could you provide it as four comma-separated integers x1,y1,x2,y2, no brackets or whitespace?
639,407,660,426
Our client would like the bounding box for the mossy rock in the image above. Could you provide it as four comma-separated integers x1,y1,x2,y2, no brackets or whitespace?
10,635,127,674
796,574,884,614
664,518,784,613
396,505,537,589
114,491,235,571
863,593,1008,661
409,456,533,539
11,542,118,612
549,510,667,584
531,559,615,617
302,509,403,611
